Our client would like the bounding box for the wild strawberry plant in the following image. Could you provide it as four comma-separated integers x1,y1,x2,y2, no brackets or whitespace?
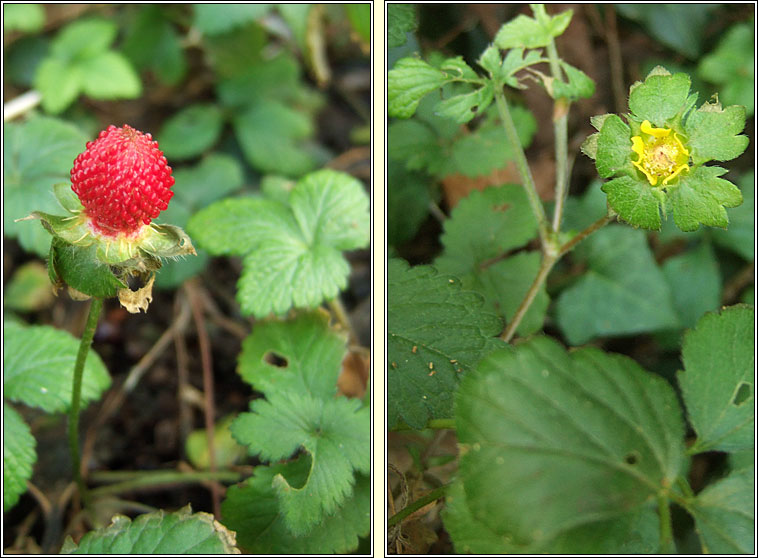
4,4,370,554
388,4,753,554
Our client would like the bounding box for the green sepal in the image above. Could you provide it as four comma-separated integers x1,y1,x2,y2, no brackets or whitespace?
29,211,93,246
595,115,633,178
50,237,127,299
580,132,598,160
139,224,196,259
684,102,749,165
53,183,84,213
601,176,662,231
628,69,691,126
669,166,743,232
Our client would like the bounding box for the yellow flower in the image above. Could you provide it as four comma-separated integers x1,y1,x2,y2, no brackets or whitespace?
630,120,690,186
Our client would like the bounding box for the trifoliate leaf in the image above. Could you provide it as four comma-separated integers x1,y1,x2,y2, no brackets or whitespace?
3,402,36,511
237,311,346,399
494,6,572,49
50,18,116,60
222,459,369,553
78,51,141,100
61,506,240,554
387,259,504,429
684,103,749,164
158,104,224,161
669,166,742,232
3,322,110,413
387,4,417,48
628,72,691,126
688,468,754,554
34,57,82,114
555,226,679,344
710,171,754,260
231,393,369,535
388,58,449,119
677,305,754,453
4,116,87,255
454,336,685,553
189,170,368,317
661,241,721,328
602,175,662,230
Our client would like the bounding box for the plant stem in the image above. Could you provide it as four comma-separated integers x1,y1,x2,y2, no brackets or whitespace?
68,297,103,509
388,484,448,528
493,86,551,248
658,491,676,553
88,470,243,498
558,212,615,257
500,253,558,343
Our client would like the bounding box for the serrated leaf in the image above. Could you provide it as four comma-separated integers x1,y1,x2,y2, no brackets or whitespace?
387,4,417,48
595,114,633,178
193,3,271,35
79,51,141,100
3,402,37,511
433,83,493,124
499,48,545,89
677,305,754,453
494,7,572,49
388,57,449,119
661,241,721,328
454,336,686,552
602,175,662,230
477,44,501,78
628,72,691,126
222,459,369,553
688,468,754,554
684,103,748,164
231,393,368,535
669,166,743,232
158,104,224,160
61,505,239,554
233,100,316,177
552,62,595,100
710,171,754,260
3,321,110,413
555,226,679,344
4,116,87,255
387,259,504,430
237,311,346,399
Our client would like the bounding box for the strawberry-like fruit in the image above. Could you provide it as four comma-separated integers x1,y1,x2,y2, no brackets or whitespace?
71,124,174,237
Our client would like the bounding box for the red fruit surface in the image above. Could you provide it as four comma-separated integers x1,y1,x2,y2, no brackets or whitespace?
71,124,174,236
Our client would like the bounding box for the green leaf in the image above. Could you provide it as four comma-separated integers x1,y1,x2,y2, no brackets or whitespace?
710,171,754,260
237,311,346,399
388,57,449,119
436,185,537,275
387,163,432,245
677,305,754,453
50,18,116,60
185,416,246,470
233,100,317,177
595,114,633,178
216,53,301,107
387,259,503,429
552,62,595,100
602,175,662,230
61,505,239,554
494,6,572,49
499,48,545,89
78,51,142,100
4,3,45,32
4,116,87,255
387,4,417,48
189,170,369,317
3,321,110,413
684,103,748,164
477,45,501,78
222,459,369,554
344,4,370,45
661,241,721,328
4,261,55,312
454,336,686,553
555,226,679,344
688,468,754,554
697,22,754,116
193,3,272,35
231,393,369,535
3,402,37,511
433,83,494,124
158,104,225,161
34,57,82,114
121,5,187,86
168,154,244,211
387,119,439,171
628,72,691,126
669,166,743,232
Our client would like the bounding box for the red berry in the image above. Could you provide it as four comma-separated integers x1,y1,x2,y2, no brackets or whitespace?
71,124,174,237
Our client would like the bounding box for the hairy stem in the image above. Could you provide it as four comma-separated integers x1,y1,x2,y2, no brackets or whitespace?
388,484,448,528
658,492,675,553
493,87,551,247
68,297,103,509
545,37,571,233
